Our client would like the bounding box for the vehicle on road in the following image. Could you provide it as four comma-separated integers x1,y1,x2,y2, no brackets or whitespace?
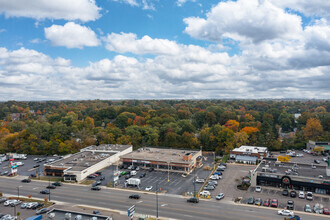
255,198,262,206
100,176,105,181
36,208,49,214
255,186,261,192
271,199,278,208
287,200,294,210
21,178,31,183
314,159,320,164
282,189,289,196
33,164,40,168
247,196,254,204
263,199,270,207
129,194,140,199
278,210,294,216
306,192,313,200
93,210,100,215
290,191,296,198
46,185,56,189
145,186,153,191
52,182,62,186
187,197,199,203
91,186,101,191
139,173,146,178
298,191,305,199
40,190,50,194
304,204,312,212
215,193,224,200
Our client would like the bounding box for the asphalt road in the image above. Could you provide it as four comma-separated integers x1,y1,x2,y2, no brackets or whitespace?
0,177,328,220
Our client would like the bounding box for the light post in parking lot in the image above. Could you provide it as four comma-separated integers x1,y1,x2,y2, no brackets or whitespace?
167,162,170,182
17,186,20,199
48,177,51,201
156,182,159,219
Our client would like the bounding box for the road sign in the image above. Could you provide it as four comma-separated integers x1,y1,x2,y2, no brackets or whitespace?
12,165,17,169
128,205,135,217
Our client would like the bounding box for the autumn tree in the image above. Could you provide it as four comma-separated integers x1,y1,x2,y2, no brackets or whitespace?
303,118,323,140
224,120,239,132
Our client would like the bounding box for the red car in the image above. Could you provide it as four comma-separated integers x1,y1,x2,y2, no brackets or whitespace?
323,208,330,215
263,198,270,207
271,199,278,208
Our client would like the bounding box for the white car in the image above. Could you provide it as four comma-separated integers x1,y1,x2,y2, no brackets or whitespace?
218,165,226,169
255,186,261,192
145,186,153,191
195,178,205,183
278,210,294,216
27,202,38,209
4,200,16,206
296,153,303,157
199,190,210,196
298,191,305,199
323,158,328,162
215,193,224,200
210,175,220,180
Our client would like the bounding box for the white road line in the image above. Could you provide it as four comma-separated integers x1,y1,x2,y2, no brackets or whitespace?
161,204,168,207
32,187,38,190
137,200,143,203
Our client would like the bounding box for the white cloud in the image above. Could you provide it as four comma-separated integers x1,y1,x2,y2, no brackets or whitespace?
184,0,302,43
270,0,330,18
44,22,100,49
176,0,196,7
0,0,101,22
112,0,155,10
113,0,139,7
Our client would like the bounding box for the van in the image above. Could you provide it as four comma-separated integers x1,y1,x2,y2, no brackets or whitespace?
306,192,313,200
130,171,137,176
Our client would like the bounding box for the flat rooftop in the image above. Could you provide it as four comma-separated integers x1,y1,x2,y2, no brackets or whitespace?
47,151,115,172
48,209,109,220
232,145,267,154
120,147,200,164
82,144,132,152
257,159,330,180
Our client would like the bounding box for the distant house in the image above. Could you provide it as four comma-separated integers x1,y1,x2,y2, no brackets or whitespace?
229,145,268,164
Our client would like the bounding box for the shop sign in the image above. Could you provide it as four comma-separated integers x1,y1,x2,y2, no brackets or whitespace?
281,176,291,185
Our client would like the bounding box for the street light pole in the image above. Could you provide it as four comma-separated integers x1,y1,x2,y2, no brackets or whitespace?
167,162,170,182
156,182,159,219
17,186,19,200
48,177,51,201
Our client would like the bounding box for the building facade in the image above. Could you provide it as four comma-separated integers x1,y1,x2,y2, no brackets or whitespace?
229,145,268,164
306,140,330,152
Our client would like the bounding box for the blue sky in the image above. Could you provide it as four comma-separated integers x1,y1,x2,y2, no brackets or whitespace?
0,0,329,100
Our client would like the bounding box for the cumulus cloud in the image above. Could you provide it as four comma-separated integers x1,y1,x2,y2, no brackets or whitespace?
176,0,197,7
44,22,100,49
184,0,302,43
270,0,330,19
112,0,155,10
0,0,101,22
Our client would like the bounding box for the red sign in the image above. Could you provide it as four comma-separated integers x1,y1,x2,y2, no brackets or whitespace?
9,159,14,161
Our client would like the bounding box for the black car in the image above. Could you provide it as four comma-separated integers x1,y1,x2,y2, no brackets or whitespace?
95,171,102,175
217,168,225,172
290,191,297,198
148,167,154,172
247,196,255,204
314,159,320,164
32,203,43,210
123,164,128,169
30,174,36,178
187,197,199,203
93,210,100,215
52,182,62,186
129,194,140,199
91,186,101,191
46,185,56,189
33,164,40,168
36,208,49,214
140,173,146,178
22,179,31,183
100,176,105,181
40,190,50,194
282,189,289,196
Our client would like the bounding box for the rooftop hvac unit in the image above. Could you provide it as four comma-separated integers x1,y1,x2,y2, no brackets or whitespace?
65,213,71,220
91,217,98,220
60,163,64,166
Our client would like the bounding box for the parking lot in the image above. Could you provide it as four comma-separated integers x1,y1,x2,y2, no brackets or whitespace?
272,150,329,165
88,157,215,195
242,186,330,212
1,155,60,178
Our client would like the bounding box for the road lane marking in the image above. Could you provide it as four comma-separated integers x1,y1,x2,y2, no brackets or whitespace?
161,204,167,207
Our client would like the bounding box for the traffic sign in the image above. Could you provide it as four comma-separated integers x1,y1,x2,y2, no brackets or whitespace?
128,205,135,217
12,165,17,168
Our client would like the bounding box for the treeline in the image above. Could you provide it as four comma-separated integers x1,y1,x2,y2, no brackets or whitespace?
0,100,329,155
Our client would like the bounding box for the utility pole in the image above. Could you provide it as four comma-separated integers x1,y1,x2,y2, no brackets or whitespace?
193,166,196,198
156,182,159,219
48,177,51,201
17,186,19,199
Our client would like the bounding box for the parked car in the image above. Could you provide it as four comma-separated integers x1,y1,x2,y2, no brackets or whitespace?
93,181,101,186
282,189,289,196
36,208,49,214
33,164,40,168
52,182,62,186
20,202,28,209
306,192,313,200
247,196,255,204
220,163,227,167
145,186,153,191
40,190,50,194
208,181,218,186
46,185,56,189
287,200,294,210
210,175,221,180
204,185,215,190
278,210,294,216
215,193,224,200
200,191,211,197
140,173,146,178
93,210,100,215
263,199,270,207
255,198,262,206
136,167,140,171
255,186,261,192
27,202,38,209
213,172,222,176
100,176,105,181
194,178,205,183
323,208,330,215
129,194,140,199
271,199,278,208
290,191,297,198
304,204,312,212
0,197,7,203
21,178,31,183
314,159,320,164
10,200,22,207
4,200,16,206
91,186,101,191
187,197,199,203
32,203,43,210
148,167,154,172
313,203,323,214
298,191,305,199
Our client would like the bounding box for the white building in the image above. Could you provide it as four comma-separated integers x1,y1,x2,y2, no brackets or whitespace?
44,144,132,182
229,145,268,164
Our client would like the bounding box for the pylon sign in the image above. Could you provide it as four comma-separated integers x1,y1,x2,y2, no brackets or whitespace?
128,205,135,218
